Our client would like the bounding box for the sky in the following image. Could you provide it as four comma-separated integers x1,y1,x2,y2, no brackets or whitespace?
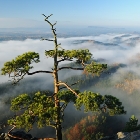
1,0,140,28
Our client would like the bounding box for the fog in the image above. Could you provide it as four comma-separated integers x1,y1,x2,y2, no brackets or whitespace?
1,33,140,81
0,33,140,137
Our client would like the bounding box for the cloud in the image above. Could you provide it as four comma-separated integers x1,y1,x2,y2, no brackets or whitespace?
1,33,140,83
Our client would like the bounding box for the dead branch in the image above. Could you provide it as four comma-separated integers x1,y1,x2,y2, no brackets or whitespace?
59,80,81,90
58,67,84,71
7,125,26,140
27,70,53,75
57,81,79,97
57,58,73,63
41,38,54,42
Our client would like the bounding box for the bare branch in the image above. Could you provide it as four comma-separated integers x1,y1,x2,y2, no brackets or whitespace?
53,21,57,26
61,103,67,119
47,14,53,18
27,70,53,75
57,43,65,50
61,103,67,111
42,14,47,17
42,14,58,39
8,125,16,133
57,43,61,47
48,123,56,129
58,66,84,71
57,81,79,97
45,18,54,27
8,133,25,140
42,14,53,19
8,125,25,140
10,70,53,84
41,37,54,42
59,80,81,90
57,58,73,63
81,60,85,67
11,72,26,85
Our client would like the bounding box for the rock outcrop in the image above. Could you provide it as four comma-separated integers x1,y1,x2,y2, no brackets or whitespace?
100,130,140,140
0,131,35,140
0,131,55,140
2,130,140,140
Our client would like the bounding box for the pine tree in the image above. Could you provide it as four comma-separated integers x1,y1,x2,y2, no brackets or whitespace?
1,14,126,140
124,115,140,132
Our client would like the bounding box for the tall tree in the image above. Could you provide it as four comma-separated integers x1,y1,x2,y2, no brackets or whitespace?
1,14,126,140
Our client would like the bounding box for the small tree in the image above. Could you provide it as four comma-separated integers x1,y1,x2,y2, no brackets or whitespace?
123,115,140,132
1,14,126,140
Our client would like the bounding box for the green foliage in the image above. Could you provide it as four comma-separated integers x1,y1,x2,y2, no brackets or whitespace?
58,90,80,103
84,61,107,76
7,90,126,132
1,52,40,75
104,95,126,116
45,48,107,76
75,91,126,115
123,115,140,132
75,91,103,112
1,52,40,83
10,93,31,111
8,91,57,131
45,49,92,63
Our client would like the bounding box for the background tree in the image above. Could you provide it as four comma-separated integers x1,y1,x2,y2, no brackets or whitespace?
63,113,106,140
1,14,126,140
123,115,140,132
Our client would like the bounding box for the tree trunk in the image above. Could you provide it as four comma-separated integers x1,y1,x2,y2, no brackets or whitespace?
53,29,62,140
53,56,62,139
56,123,62,140
54,69,62,140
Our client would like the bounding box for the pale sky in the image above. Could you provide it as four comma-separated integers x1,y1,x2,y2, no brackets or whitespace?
0,0,140,28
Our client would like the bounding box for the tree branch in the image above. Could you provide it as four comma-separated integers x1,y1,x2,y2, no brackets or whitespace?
42,14,53,19
8,125,25,140
11,72,26,84
48,123,56,129
42,14,57,39
57,81,79,97
61,103,67,119
53,21,57,26
27,70,53,75
10,70,53,84
59,80,81,90
57,43,64,49
61,103,67,112
57,58,73,63
41,38,54,42
58,67,84,71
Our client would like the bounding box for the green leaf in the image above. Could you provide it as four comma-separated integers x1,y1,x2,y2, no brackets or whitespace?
1,52,40,83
